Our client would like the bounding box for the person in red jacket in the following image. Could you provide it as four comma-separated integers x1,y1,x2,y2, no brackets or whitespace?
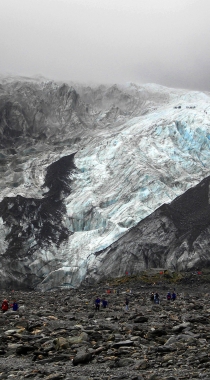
1,299,9,313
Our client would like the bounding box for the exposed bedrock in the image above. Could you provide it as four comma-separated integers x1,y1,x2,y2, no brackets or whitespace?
0,154,76,289
0,82,87,149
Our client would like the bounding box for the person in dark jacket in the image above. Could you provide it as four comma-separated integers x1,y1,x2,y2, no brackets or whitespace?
95,296,100,311
154,292,160,304
125,297,129,311
150,292,154,302
171,292,176,301
102,299,108,308
167,292,171,301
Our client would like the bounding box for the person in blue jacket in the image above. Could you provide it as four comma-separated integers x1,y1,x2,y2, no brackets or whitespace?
102,298,108,308
171,292,176,301
11,300,19,311
95,296,100,311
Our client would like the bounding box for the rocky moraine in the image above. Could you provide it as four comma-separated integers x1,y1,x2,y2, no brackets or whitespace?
0,275,210,380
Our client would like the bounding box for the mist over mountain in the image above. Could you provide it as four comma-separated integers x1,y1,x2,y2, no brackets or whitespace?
0,75,210,290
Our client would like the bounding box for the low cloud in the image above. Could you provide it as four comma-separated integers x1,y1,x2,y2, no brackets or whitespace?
0,0,209,91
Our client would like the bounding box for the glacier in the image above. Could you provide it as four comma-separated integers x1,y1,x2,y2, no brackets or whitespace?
0,77,210,289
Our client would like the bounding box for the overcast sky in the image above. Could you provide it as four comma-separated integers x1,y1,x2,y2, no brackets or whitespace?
1,0,210,90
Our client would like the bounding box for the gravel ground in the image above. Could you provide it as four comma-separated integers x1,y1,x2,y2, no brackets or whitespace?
0,278,210,379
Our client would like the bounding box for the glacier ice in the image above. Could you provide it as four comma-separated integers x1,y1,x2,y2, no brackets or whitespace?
39,86,210,288
1,80,210,289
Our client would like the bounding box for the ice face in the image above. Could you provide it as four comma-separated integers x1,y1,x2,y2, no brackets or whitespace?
42,90,210,288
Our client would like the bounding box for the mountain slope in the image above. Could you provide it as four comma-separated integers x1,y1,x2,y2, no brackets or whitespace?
89,175,210,282
0,77,210,289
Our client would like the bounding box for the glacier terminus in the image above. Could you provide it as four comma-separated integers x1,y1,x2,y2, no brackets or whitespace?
0,77,210,289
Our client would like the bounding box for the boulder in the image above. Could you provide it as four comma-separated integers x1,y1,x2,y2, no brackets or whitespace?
73,351,92,365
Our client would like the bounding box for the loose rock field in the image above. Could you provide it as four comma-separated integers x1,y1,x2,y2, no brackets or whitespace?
0,280,210,379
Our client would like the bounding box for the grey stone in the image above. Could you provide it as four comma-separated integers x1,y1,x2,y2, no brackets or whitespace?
112,340,134,348
73,351,92,365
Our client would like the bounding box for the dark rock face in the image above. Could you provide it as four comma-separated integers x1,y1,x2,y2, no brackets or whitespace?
0,81,86,149
92,175,210,280
0,154,76,289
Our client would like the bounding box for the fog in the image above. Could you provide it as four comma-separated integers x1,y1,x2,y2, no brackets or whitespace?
1,0,210,91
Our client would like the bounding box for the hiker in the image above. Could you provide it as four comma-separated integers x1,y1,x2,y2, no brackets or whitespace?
167,292,171,301
171,291,176,301
1,299,9,313
154,292,160,304
150,292,154,302
125,297,129,311
11,300,18,311
117,289,120,296
95,296,100,311
102,298,108,308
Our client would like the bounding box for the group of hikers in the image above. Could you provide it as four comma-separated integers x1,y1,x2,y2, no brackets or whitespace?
95,297,108,310
95,296,130,311
1,299,18,313
150,290,176,304
2,290,176,313
95,290,177,311
166,291,176,301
